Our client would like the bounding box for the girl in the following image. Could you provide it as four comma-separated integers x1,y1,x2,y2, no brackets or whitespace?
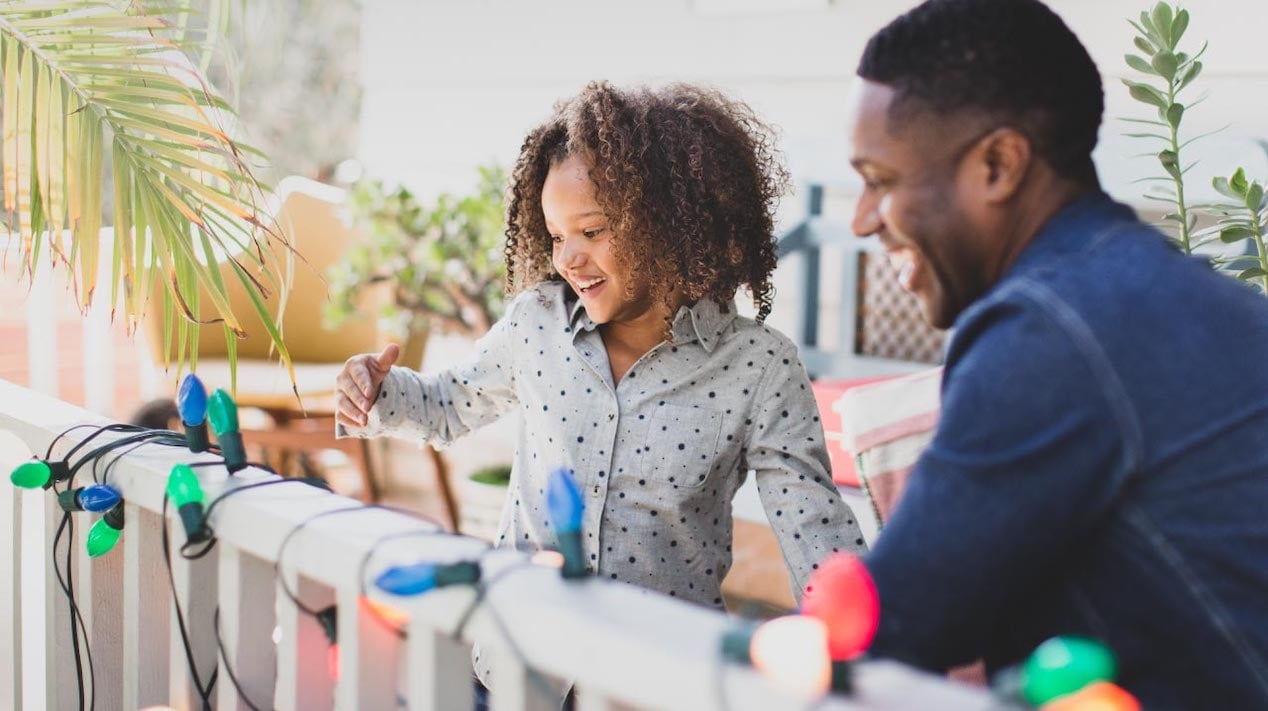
336,82,866,612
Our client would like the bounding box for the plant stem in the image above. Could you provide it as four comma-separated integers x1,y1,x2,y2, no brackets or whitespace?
1166,80,1192,254
1252,212,1268,294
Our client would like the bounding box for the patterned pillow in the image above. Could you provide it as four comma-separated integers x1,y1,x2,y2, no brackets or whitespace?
836,367,943,525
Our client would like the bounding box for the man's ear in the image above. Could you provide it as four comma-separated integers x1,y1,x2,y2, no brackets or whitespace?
968,127,1032,204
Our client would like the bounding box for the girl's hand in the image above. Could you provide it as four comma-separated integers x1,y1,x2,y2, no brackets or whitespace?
335,344,400,428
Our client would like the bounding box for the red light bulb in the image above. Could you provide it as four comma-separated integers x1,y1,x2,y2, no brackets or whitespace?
801,553,880,660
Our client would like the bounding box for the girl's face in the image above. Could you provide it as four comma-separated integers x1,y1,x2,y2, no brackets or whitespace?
544,154,657,327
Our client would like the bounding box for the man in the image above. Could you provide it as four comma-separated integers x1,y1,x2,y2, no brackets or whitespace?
848,0,1268,706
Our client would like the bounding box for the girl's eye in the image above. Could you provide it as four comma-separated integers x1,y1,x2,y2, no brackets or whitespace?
550,234,563,244
583,227,605,239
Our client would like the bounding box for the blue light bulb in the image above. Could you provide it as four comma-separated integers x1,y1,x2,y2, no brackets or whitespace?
546,468,584,533
375,562,438,596
78,483,122,513
177,374,208,426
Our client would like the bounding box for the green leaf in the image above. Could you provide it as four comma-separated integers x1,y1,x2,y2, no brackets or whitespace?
1213,177,1241,200
1248,183,1264,213
1134,36,1157,55
1125,54,1155,74
1151,51,1178,82
1220,226,1255,243
1165,103,1184,129
1237,267,1267,280
1231,168,1249,195
1171,9,1190,45
1151,3,1174,47
1158,150,1181,180
1124,80,1168,108
1178,61,1203,92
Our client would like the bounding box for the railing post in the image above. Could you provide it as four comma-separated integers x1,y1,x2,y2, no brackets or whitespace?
25,256,58,398
44,498,79,711
335,590,403,710
123,503,171,708
167,515,220,710
275,570,336,711
217,543,278,711
405,620,473,711
802,184,824,349
487,646,560,711
0,451,23,709
76,507,124,710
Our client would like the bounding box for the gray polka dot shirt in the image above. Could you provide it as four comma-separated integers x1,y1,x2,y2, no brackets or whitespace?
339,282,867,607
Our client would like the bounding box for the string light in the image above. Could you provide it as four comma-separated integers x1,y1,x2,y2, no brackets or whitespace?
86,504,125,558
57,483,122,513
801,553,879,691
374,560,481,596
316,605,339,680
167,464,210,545
1041,682,1140,711
208,389,246,473
1023,637,1118,706
545,468,587,579
721,615,831,700
10,459,69,489
177,374,211,453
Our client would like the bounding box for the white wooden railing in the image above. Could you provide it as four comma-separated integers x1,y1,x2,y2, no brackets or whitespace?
0,379,993,711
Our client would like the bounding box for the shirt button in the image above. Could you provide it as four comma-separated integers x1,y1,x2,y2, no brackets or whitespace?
593,486,600,495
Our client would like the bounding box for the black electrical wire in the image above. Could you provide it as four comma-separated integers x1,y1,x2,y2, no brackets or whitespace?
42,423,188,711
212,607,265,711
161,492,217,711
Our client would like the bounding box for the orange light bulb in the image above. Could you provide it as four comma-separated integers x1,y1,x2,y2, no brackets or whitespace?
1042,682,1140,711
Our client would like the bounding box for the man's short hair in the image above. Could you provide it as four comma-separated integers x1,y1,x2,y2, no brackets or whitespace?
858,0,1104,185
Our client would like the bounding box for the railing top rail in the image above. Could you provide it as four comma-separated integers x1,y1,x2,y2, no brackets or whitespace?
0,378,992,711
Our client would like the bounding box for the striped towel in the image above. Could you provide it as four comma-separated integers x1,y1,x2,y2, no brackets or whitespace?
836,367,943,526
836,367,988,686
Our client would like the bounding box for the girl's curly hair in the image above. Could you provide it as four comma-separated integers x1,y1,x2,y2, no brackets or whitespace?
504,81,790,324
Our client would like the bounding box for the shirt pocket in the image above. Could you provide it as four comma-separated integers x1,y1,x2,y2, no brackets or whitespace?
642,404,723,489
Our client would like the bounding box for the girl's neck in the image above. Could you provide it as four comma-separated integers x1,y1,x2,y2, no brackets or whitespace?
599,301,677,385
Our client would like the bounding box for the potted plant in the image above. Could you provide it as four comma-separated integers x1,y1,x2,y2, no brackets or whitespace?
458,464,512,541
325,164,508,340
325,165,512,535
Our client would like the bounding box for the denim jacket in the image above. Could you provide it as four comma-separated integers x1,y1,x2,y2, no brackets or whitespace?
865,193,1268,708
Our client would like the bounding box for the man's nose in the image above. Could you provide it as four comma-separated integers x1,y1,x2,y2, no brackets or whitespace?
852,193,883,238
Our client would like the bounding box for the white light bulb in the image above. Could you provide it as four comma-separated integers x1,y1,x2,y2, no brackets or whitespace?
750,615,831,700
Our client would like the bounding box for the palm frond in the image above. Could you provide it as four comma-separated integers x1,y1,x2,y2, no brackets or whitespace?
1,1,295,394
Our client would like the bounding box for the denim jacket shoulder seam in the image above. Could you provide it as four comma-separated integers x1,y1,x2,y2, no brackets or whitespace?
1004,278,1145,478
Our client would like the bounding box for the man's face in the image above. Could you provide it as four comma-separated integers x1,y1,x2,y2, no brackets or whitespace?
846,80,999,329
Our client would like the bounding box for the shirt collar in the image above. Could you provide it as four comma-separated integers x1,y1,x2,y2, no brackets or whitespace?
568,294,736,353
1005,191,1138,280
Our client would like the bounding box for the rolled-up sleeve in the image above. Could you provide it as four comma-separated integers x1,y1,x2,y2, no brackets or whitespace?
336,296,524,448
747,342,868,601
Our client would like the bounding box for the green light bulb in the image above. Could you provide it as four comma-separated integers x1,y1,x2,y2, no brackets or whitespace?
11,460,51,489
1023,636,1117,705
167,464,205,507
86,506,125,558
207,389,239,436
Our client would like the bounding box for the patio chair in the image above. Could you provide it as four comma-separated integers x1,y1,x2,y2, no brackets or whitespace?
143,177,459,525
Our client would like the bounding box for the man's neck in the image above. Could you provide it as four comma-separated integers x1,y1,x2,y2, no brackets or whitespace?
995,175,1098,281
